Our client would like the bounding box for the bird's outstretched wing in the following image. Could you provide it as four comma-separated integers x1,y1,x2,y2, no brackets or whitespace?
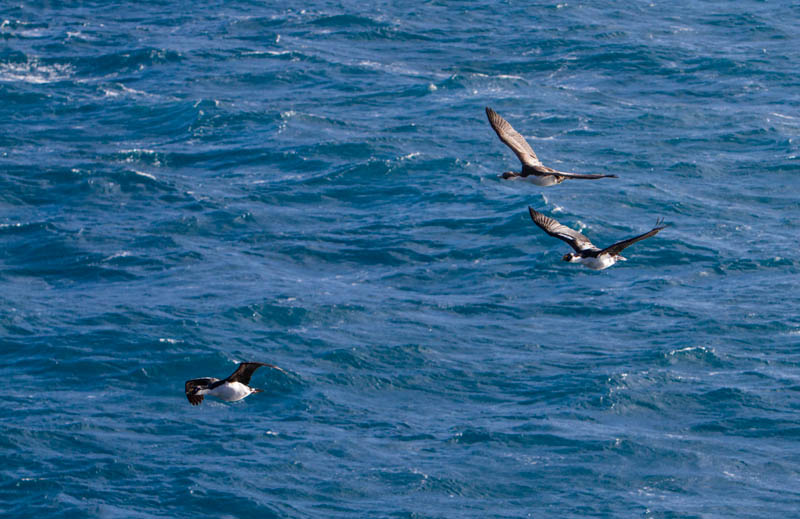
226,362,287,385
521,164,618,180
185,377,218,406
528,206,596,252
486,107,541,167
600,219,666,256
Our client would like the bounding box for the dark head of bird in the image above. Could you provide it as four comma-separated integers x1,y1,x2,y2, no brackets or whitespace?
563,252,578,263
501,171,519,179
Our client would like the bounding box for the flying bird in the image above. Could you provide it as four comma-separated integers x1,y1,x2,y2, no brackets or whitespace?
185,362,286,406
486,107,617,186
528,206,665,270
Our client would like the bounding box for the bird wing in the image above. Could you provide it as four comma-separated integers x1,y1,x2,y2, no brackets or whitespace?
521,164,618,180
600,219,666,256
528,206,596,252
185,377,218,406
486,107,541,167
225,362,287,385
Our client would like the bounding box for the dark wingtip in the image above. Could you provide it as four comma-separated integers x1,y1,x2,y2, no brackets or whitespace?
607,174,619,178
527,206,537,221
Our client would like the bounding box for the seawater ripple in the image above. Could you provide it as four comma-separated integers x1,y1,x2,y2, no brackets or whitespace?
1,1,799,518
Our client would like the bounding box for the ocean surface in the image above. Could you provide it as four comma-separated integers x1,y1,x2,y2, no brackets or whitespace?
1,1,799,518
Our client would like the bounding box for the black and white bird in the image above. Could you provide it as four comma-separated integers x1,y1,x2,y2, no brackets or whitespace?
486,107,617,186
528,206,665,270
185,362,286,406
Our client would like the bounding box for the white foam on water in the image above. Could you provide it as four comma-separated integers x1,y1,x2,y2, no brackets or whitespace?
133,170,157,180
0,59,74,84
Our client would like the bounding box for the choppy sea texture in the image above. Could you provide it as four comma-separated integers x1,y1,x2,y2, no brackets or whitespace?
2,1,799,518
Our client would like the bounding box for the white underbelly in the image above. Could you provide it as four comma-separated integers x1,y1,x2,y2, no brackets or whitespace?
522,175,561,187
209,382,252,401
580,254,617,270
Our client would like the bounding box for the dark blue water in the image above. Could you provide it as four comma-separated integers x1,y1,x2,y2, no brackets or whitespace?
2,1,799,517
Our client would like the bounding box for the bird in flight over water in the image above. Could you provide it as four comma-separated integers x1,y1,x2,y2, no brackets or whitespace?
486,107,617,186
185,362,286,405
527,206,665,270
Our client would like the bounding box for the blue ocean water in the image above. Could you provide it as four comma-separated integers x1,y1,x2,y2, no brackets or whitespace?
1,1,799,517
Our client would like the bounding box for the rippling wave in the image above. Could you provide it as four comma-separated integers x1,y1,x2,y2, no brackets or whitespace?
1,1,799,518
